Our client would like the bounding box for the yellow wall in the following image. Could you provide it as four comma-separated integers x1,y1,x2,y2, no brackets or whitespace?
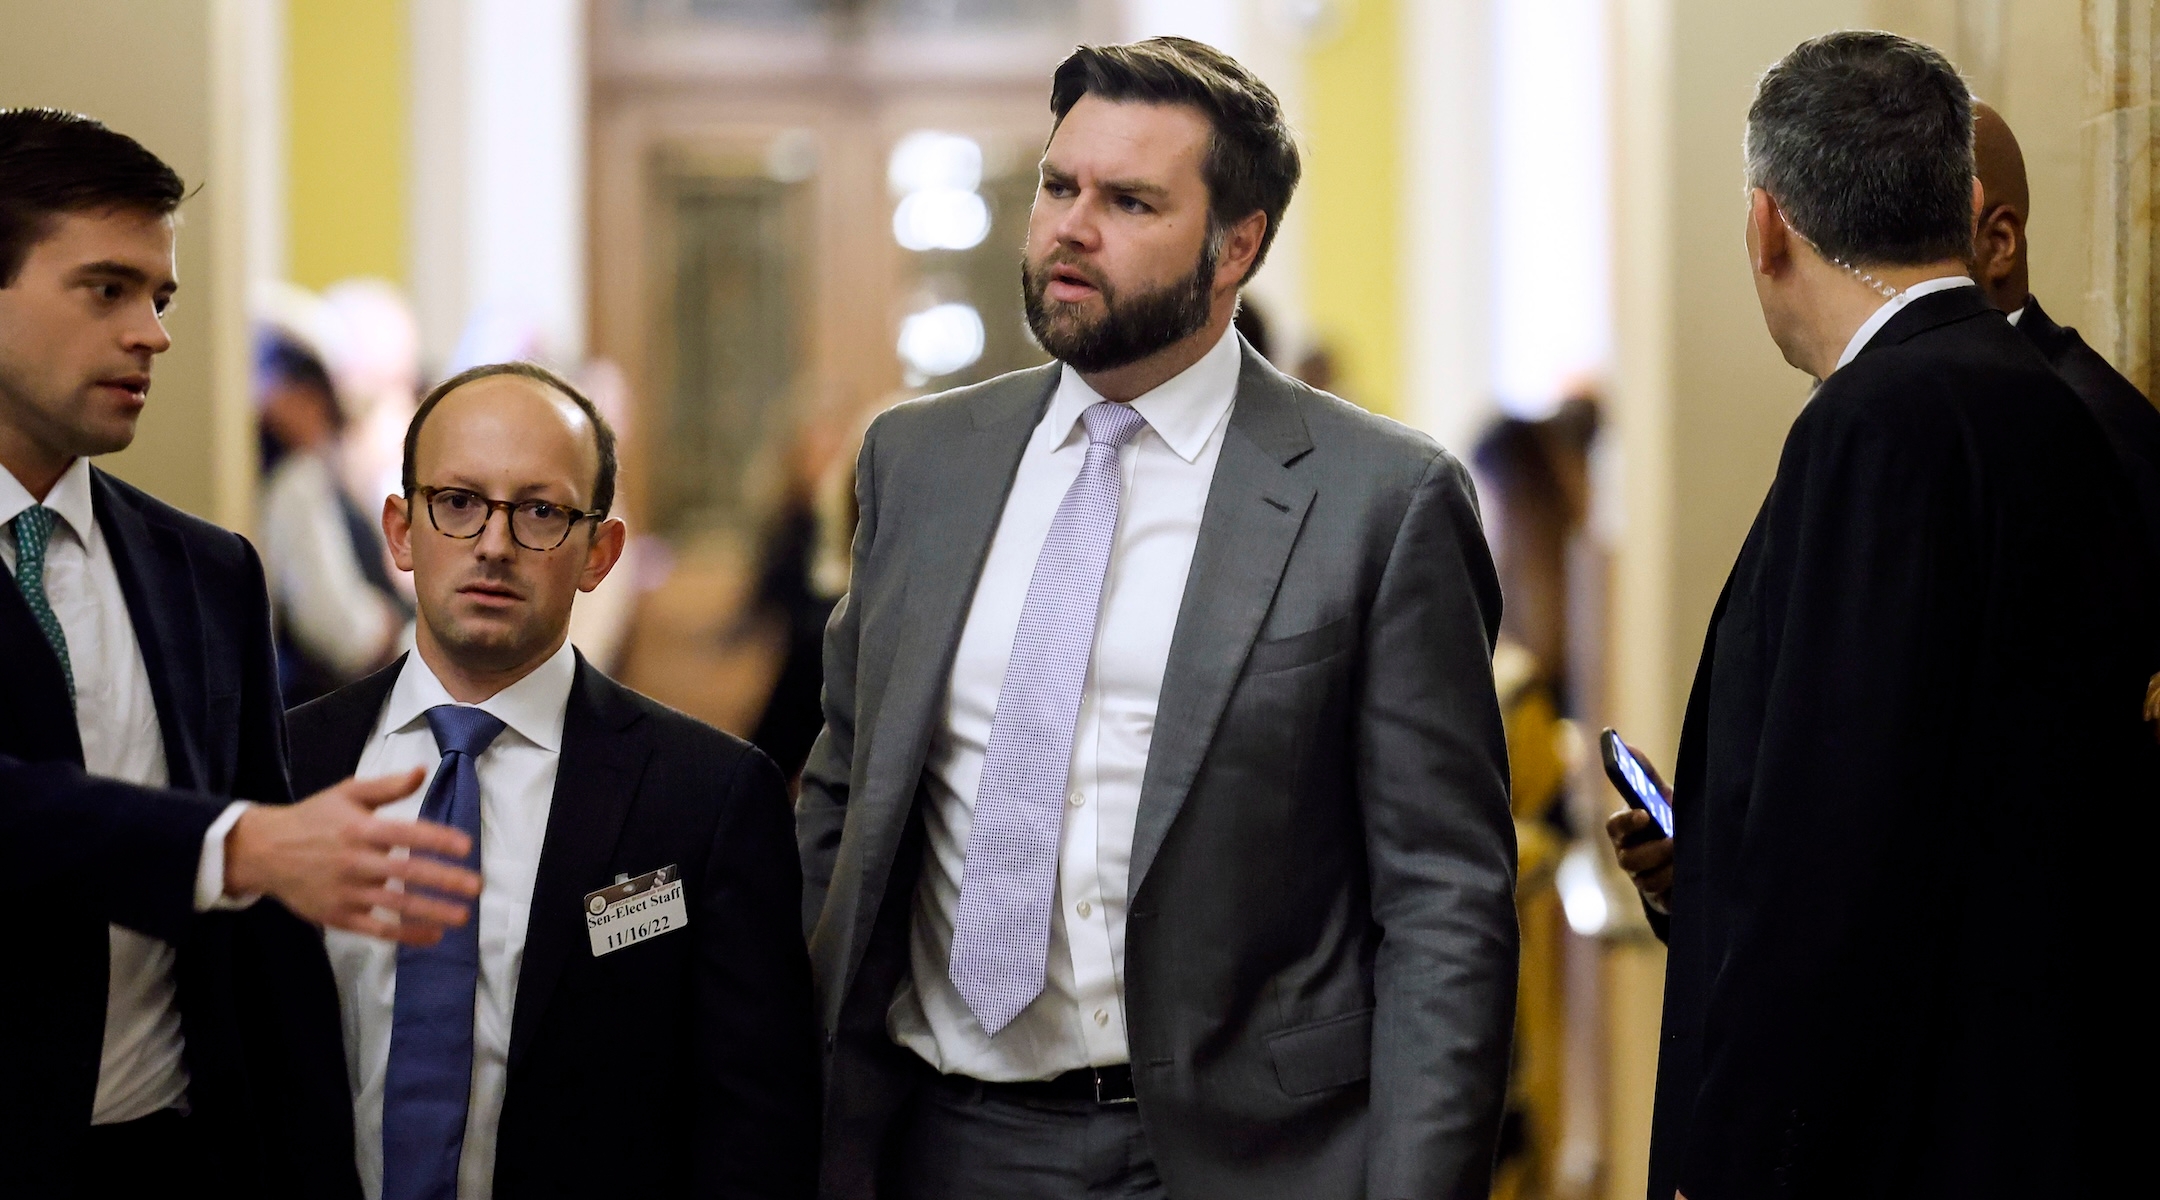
1302,0,1403,418
287,0,408,288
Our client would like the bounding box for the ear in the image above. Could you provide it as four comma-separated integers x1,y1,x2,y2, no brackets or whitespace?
1974,203,2024,285
578,517,630,593
1214,210,1268,292
1746,188,1790,279
1972,175,1986,225
383,494,415,573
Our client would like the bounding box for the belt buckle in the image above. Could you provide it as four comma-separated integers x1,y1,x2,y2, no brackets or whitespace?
1092,1068,1137,1106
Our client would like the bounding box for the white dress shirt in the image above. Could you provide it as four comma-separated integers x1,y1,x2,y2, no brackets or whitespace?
1833,274,1979,372
325,640,575,1200
0,457,249,1125
890,323,1242,1082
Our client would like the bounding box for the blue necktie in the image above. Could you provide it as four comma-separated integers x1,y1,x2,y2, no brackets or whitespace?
381,705,505,1200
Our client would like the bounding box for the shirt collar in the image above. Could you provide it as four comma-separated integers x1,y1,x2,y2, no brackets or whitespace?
1048,323,1242,464
0,456,95,543
379,638,578,754
1833,275,1978,373
2006,303,2027,327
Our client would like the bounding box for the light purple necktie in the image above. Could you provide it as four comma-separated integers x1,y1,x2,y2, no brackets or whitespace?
949,399,1150,1035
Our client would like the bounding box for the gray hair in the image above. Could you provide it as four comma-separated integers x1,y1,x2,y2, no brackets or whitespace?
1744,30,1974,268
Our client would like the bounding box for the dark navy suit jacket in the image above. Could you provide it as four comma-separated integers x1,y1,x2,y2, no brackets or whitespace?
2016,296,2160,554
288,653,821,1199
0,466,358,1198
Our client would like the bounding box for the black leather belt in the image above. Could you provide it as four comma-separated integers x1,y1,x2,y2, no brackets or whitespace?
976,1063,1137,1106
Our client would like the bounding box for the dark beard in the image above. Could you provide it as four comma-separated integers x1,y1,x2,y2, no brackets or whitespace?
1021,238,1218,373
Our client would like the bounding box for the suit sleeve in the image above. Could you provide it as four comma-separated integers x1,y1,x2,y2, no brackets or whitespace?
694,746,822,1199
1357,452,1520,1200
1675,398,1971,1195
0,754,227,942
795,420,880,939
232,535,295,806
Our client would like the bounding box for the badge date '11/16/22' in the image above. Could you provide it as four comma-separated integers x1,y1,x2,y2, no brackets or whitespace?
585,865,689,958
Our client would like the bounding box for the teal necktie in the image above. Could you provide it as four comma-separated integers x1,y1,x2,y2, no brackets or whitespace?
11,505,76,703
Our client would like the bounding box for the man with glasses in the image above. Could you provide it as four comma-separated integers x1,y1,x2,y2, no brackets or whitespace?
286,362,820,1199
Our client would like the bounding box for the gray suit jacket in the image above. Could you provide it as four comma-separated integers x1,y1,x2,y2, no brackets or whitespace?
797,339,1517,1200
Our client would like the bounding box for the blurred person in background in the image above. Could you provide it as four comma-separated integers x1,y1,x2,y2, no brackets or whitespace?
1646,33,2155,1199
0,107,478,1200
289,362,818,1200
799,37,1515,1200
258,331,406,705
1469,393,1603,1198
748,422,847,786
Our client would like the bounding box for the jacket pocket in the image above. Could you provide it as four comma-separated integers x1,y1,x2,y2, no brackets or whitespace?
1266,1007,1374,1096
1245,616,1355,675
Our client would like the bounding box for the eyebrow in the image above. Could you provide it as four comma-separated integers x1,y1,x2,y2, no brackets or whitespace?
1100,178,1170,199
429,478,584,505
69,260,177,293
1037,164,1171,200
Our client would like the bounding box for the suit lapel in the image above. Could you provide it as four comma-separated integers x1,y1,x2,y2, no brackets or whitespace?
831,367,1055,1001
508,656,651,1070
93,469,212,788
288,657,405,796
1129,349,1315,897
0,559,81,764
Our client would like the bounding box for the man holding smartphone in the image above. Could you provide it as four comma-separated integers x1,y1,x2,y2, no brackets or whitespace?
1644,33,2154,1199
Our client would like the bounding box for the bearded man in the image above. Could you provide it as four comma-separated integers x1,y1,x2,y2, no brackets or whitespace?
796,36,1518,1200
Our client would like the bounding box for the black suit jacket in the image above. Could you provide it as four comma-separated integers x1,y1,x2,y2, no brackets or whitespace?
2016,296,2160,555
287,654,820,1199
1647,289,2158,1199
1635,295,2160,952
0,467,359,1198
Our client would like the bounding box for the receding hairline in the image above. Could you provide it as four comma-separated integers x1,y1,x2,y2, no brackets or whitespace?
411,374,603,500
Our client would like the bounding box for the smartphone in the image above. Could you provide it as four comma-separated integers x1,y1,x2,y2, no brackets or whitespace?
1599,728,1674,841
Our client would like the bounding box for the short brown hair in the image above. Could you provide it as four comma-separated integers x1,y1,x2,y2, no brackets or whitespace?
403,362,619,516
0,109,185,287
1049,37,1301,274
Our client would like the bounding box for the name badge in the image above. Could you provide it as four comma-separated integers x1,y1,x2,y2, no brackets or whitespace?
584,865,688,958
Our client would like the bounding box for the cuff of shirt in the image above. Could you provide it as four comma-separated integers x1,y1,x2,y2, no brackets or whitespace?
195,801,259,912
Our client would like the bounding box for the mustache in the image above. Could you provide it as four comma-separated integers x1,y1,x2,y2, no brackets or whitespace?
1028,250,1111,299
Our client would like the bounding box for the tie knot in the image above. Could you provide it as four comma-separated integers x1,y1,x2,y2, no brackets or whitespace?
12,505,59,558
1081,401,1148,451
425,704,507,760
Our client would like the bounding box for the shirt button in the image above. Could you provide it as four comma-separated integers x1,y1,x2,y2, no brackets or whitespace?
1076,900,1093,918
1068,791,1085,807
1094,1009,1109,1026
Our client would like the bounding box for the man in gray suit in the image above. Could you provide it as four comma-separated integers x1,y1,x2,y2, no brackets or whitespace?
798,37,1517,1200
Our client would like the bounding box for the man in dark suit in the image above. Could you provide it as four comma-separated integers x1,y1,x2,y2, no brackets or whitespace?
1602,98,2160,949
1971,100,2160,554
1646,33,2155,1199
799,38,1517,1200
289,361,819,1199
0,109,481,1200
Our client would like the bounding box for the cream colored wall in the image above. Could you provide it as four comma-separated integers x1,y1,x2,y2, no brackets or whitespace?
0,0,264,530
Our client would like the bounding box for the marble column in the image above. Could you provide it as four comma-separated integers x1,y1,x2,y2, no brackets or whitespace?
2085,0,2160,398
